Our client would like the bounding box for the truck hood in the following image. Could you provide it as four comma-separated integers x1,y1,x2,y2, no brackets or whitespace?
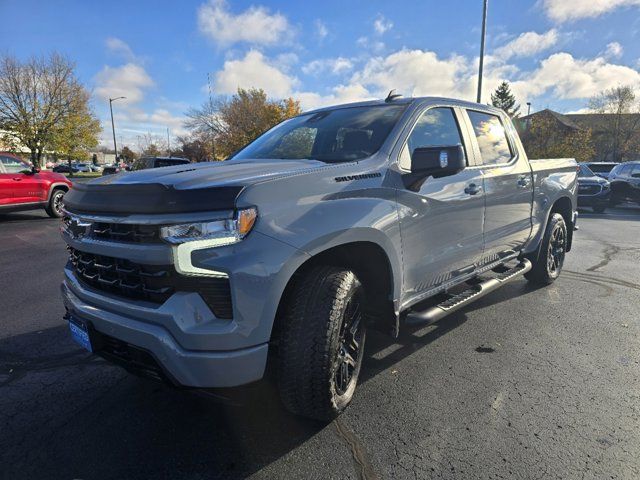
63,158,330,215
92,158,327,189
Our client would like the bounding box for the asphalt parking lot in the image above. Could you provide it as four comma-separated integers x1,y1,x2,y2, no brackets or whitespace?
1,206,639,480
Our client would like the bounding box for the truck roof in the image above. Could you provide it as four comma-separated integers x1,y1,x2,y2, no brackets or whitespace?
304,96,504,116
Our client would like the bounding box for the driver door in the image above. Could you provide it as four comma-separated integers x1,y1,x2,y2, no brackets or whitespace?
397,106,485,301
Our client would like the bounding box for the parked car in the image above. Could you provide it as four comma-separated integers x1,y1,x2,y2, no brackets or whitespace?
101,164,121,175
60,97,578,420
0,152,72,217
73,163,91,173
577,164,610,213
130,156,191,171
52,163,79,174
582,162,618,180
89,164,103,173
608,161,640,206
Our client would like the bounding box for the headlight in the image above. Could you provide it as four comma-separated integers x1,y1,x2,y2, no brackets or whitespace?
160,207,257,246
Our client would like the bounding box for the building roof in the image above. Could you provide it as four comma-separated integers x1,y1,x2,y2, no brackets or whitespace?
520,109,640,131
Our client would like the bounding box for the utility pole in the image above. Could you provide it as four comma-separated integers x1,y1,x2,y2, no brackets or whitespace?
167,127,171,156
526,102,531,116
476,0,488,103
207,72,216,160
109,96,126,162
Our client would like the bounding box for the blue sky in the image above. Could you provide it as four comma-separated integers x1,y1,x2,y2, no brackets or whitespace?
2,0,640,148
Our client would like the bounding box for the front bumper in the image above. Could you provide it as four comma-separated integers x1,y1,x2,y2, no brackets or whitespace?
577,188,610,207
61,280,268,387
59,224,308,388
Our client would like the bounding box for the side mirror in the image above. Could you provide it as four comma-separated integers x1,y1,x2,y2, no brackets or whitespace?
411,144,466,178
31,166,41,174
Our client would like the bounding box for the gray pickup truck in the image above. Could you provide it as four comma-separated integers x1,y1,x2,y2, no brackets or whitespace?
60,96,578,420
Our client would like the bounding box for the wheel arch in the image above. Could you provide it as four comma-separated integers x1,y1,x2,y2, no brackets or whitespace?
550,196,574,252
271,240,399,345
47,182,70,201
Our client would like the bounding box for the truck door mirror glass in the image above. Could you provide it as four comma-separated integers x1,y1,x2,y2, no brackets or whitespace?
411,145,465,178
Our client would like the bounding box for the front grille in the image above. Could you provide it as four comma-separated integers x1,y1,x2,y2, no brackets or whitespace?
578,184,602,195
68,247,232,319
92,222,161,243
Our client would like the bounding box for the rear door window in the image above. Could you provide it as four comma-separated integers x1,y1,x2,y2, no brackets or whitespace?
467,111,513,166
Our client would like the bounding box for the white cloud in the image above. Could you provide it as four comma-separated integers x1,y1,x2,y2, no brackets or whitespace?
494,29,558,60
302,57,353,76
604,41,623,59
105,37,135,61
352,49,474,99
510,52,640,101
373,14,393,35
197,0,290,46
94,63,154,103
541,0,640,23
214,50,299,98
315,19,328,40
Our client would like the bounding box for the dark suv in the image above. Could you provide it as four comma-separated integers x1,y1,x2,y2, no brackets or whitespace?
608,161,640,206
131,157,190,171
577,164,610,213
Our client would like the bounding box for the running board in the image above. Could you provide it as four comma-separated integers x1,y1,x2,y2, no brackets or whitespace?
405,259,532,326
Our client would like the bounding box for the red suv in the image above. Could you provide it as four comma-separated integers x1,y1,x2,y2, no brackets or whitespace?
0,152,72,218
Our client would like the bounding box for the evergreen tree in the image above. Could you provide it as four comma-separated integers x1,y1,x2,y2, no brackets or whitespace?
491,81,520,118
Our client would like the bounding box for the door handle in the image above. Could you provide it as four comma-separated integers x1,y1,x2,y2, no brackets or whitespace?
517,175,531,187
12,177,22,181
464,183,482,195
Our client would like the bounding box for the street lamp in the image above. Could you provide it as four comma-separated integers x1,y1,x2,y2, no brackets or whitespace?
476,0,489,103
109,96,126,162
526,102,532,116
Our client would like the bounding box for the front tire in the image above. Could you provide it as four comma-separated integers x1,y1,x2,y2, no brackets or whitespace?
45,189,65,218
525,213,567,285
277,266,366,421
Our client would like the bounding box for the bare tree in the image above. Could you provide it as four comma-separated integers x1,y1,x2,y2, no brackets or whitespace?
588,85,640,162
0,53,89,167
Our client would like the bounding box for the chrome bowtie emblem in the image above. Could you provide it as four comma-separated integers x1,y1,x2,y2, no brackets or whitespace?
64,215,92,238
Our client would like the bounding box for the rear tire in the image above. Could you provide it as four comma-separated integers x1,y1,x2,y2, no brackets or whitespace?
45,189,66,218
277,266,366,421
525,213,567,285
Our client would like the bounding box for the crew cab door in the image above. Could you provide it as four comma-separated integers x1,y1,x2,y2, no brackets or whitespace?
463,110,533,262
397,106,485,300
0,155,46,204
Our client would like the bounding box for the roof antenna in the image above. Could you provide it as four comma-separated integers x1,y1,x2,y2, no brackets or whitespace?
385,89,402,102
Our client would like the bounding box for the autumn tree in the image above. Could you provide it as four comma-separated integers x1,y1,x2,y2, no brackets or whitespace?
0,53,92,167
491,81,520,118
588,85,640,162
185,88,302,159
520,113,595,163
51,88,101,174
120,146,138,162
175,135,211,162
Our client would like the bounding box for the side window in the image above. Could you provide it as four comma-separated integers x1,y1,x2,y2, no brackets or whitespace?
631,164,640,178
0,155,28,173
619,164,633,177
401,107,464,170
467,111,513,166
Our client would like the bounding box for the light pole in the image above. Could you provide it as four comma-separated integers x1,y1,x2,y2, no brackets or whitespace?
109,96,126,162
526,102,531,116
476,0,488,103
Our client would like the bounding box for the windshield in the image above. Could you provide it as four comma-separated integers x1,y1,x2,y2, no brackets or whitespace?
232,104,407,163
579,165,595,177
